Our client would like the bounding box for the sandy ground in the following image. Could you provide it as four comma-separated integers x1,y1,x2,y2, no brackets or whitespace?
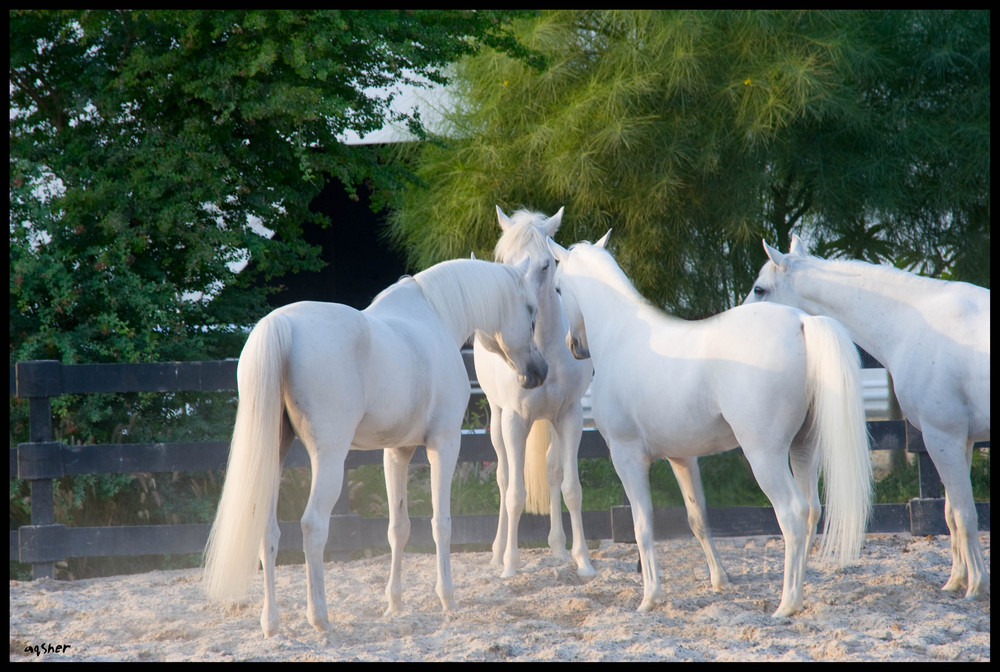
10,532,989,662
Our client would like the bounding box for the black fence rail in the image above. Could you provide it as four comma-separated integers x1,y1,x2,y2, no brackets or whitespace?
10,352,989,580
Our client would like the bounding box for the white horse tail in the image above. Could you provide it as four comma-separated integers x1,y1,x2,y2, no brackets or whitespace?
802,315,873,567
203,312,291,602
523,420,553,515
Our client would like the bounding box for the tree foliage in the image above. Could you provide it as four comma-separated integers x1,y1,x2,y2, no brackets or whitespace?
388,10,990,318
10,9,534,445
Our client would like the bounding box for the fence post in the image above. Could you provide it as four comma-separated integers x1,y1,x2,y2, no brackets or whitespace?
15,360,67,579
905,420,942,499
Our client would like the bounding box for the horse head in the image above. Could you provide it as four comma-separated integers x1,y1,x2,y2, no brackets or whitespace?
744,234,809,306
547,230,612,360
492,206,569,352
476,255,549,389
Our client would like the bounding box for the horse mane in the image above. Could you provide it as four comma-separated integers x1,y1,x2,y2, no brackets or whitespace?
793,254,946,291
494,209,550,264
413,258,523,343
573,243,653,308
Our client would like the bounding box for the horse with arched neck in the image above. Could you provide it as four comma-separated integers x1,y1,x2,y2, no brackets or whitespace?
203,256,548,637
549,232,872,617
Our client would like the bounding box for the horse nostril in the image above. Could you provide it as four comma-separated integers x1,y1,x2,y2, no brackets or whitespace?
519,360,547,389
533,361,548,386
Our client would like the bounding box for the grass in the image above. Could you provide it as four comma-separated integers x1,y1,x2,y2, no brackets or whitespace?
10,438,989,580
344,444,990,520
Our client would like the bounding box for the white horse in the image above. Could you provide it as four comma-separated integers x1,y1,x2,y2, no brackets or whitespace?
203,257,549,638
474,206,596,579
746,234,990,600
548,233,872,617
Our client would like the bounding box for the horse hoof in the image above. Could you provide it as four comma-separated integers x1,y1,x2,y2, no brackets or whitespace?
550,548,572,562
309,618,332,633
964,583,989,600
577,564,597,580
711,574,731,591
771,603,801,618
637,598,657,613
942,575,969,592
261,612,280,638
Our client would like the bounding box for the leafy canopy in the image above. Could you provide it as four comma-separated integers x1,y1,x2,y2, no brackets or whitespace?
10,9,535,443
388,10,989,317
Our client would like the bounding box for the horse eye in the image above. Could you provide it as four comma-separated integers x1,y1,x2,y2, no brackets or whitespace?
554,286,561,295
753,286,765,297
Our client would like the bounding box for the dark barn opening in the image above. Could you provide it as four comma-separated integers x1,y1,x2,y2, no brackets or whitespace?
263,177,409,311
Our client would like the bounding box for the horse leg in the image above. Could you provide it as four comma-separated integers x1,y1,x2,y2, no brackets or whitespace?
788,435,822,558
666,456,729,590
500,411,531,578
741,446,810,618
259,417,295,637
540,420,570,562
610,439,661,611
382,445,417,616
553,406,595,578
923,428,989,599
300,445,348,632
489,405,509,568
426,434,460,612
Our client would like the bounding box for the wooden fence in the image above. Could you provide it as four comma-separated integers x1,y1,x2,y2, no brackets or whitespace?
10,351,990,580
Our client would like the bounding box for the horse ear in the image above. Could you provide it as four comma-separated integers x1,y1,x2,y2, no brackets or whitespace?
541,206,565,237
547,237,568,263
470,251,477,260
496,205,513,232
789,233,807,256
762,239,787,270
595,229,612,249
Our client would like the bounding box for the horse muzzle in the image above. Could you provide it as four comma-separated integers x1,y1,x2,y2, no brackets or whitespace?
568,334,590,360
517,359,548,389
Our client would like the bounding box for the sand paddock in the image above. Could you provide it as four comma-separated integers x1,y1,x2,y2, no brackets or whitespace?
10,532,989,662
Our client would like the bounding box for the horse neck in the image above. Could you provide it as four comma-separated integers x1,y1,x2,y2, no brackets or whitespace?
535,281,570,350
572,255,655,358
788,258,934,361
494,224,566,349
414,259,512,348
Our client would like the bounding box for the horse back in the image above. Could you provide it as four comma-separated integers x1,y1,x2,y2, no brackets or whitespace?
592,302,810,456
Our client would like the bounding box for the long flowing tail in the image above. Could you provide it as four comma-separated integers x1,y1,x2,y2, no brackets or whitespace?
203,313,290,602
523,420,553,515
803,316,873,567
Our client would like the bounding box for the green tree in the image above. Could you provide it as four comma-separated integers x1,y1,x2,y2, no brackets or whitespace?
388,10,990,317
9,11,538,579
10,9,536,444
